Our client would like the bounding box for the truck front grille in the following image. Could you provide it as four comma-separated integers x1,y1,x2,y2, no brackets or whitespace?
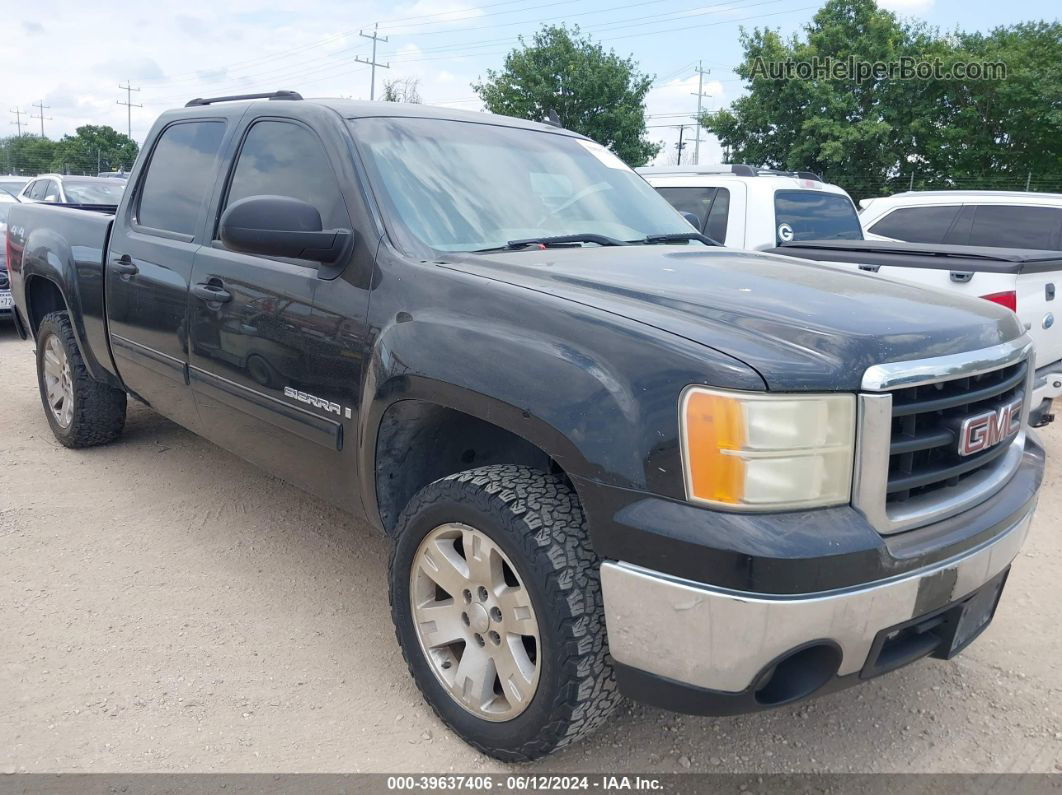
886,360,1026,504
853,338,1032,535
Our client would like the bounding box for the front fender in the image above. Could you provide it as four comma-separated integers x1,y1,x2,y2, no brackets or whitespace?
357,289,764,524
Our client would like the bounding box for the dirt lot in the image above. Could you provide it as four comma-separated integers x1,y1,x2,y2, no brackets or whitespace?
1,323,1061,774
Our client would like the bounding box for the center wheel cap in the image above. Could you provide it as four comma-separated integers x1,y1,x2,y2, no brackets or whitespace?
468,603,490,634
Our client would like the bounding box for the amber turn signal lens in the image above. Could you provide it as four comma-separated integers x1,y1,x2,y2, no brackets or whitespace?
683,390,746,504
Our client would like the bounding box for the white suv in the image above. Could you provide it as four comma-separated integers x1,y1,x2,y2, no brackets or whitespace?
638,164,862,249
859,191,1062,249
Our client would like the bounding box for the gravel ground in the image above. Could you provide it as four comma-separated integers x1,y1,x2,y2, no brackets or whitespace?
1,323,1060,774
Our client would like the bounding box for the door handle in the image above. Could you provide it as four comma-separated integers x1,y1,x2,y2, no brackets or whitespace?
111,255,138,276
192,282,233,304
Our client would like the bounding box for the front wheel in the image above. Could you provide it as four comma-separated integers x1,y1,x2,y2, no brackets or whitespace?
389,465,619,761
35,311,126,448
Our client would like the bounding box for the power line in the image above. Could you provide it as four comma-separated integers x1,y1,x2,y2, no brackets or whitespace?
9,107,26,136
117,81,142,139
354,23,390,100
141,0,779,102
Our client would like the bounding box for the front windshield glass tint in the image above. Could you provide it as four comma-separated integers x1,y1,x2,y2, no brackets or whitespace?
350,117,692,254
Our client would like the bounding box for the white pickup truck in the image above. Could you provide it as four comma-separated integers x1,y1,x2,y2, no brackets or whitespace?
642,166,1062,426
770,240,1062,426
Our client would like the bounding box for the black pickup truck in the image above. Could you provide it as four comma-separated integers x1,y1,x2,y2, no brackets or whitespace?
4,92,1045,761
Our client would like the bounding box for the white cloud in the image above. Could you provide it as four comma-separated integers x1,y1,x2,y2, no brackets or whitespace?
876,0,934,14
644,75,727,166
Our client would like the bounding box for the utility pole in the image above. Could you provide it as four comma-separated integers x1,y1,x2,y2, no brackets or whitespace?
117,81,142,139
676,125,687,166
691,62,711,165
9,107,25,136
355,23,390,100
31,100,51,137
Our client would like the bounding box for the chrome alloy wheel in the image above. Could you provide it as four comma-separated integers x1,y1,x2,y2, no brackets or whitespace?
42,334,74,428
410,522,541,721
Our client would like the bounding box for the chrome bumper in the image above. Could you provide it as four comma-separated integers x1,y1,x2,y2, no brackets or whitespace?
1032,362,1062,405
601,506,1033,693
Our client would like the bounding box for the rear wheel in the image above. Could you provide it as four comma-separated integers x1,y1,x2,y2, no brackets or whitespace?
389,465,619,761
35,311,126,448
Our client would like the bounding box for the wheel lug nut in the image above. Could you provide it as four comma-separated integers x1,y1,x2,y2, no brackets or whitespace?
490,607,502,622
461,612,470,626
477,586,488,602
462,589,472,604
474,633,485,647
488,630,501,646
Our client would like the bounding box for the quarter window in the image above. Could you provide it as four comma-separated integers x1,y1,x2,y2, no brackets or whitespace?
137,121,226,237
967,205,1062,250
223,120,348,232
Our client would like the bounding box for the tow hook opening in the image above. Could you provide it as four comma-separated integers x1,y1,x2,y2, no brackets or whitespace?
752,642,842,707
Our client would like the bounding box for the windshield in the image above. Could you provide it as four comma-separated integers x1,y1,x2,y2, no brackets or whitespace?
774,190,863,244
63,180,125,205
350,117,694,255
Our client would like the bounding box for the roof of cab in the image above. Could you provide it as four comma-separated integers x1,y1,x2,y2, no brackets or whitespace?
170,96,584,138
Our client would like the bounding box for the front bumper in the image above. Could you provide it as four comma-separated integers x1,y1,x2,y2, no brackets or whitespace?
1032,360,1062,404
601,500,1034,714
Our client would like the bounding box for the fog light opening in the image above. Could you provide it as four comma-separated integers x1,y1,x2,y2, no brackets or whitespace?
753,643,842,707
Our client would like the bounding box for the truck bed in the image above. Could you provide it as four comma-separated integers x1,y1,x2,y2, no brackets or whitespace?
766,240,1062,273
7,201,117,383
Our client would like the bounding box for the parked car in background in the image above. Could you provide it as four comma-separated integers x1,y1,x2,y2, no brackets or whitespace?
0,192,16,319
638,164,863,249
0,175,30,199
97,171,129,179
859,191,1062,250
17,174,125,207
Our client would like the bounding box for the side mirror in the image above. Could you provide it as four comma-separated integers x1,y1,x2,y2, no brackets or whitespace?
681,211,701,230
219,195,352,264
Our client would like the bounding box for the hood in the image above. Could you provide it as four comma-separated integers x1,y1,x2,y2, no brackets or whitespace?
441,246,1024,391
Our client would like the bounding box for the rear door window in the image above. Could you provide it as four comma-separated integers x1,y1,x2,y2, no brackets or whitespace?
868,205,962,243
654,187,717,232
967,205,1062,250
774,190,862,244
137,121,226,237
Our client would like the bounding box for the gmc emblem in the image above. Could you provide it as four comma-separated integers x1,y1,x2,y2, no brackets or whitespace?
958,397,1023,456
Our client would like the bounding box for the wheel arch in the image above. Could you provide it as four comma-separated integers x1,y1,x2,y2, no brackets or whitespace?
366,384,588,535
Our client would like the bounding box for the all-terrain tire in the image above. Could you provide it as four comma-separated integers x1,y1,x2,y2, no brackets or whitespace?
389,465,620,761
35,311,127,448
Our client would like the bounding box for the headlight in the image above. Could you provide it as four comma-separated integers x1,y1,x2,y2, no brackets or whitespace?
680,387,855,510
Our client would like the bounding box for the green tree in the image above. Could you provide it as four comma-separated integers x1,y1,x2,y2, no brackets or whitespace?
0,135,59,176
473,25,660,166
702,0,1062,198
50,125,139,175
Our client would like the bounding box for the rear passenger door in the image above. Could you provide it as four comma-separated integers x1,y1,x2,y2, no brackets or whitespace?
106,117,232,429
187,116,356,498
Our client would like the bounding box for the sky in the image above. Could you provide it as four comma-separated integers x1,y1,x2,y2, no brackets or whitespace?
0,0,1057,167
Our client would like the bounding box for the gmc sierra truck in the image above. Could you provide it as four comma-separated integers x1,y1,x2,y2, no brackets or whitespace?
4,92,1045,761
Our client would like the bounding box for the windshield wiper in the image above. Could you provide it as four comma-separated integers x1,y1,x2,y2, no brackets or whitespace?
472,233,626,253
633,231,721,247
